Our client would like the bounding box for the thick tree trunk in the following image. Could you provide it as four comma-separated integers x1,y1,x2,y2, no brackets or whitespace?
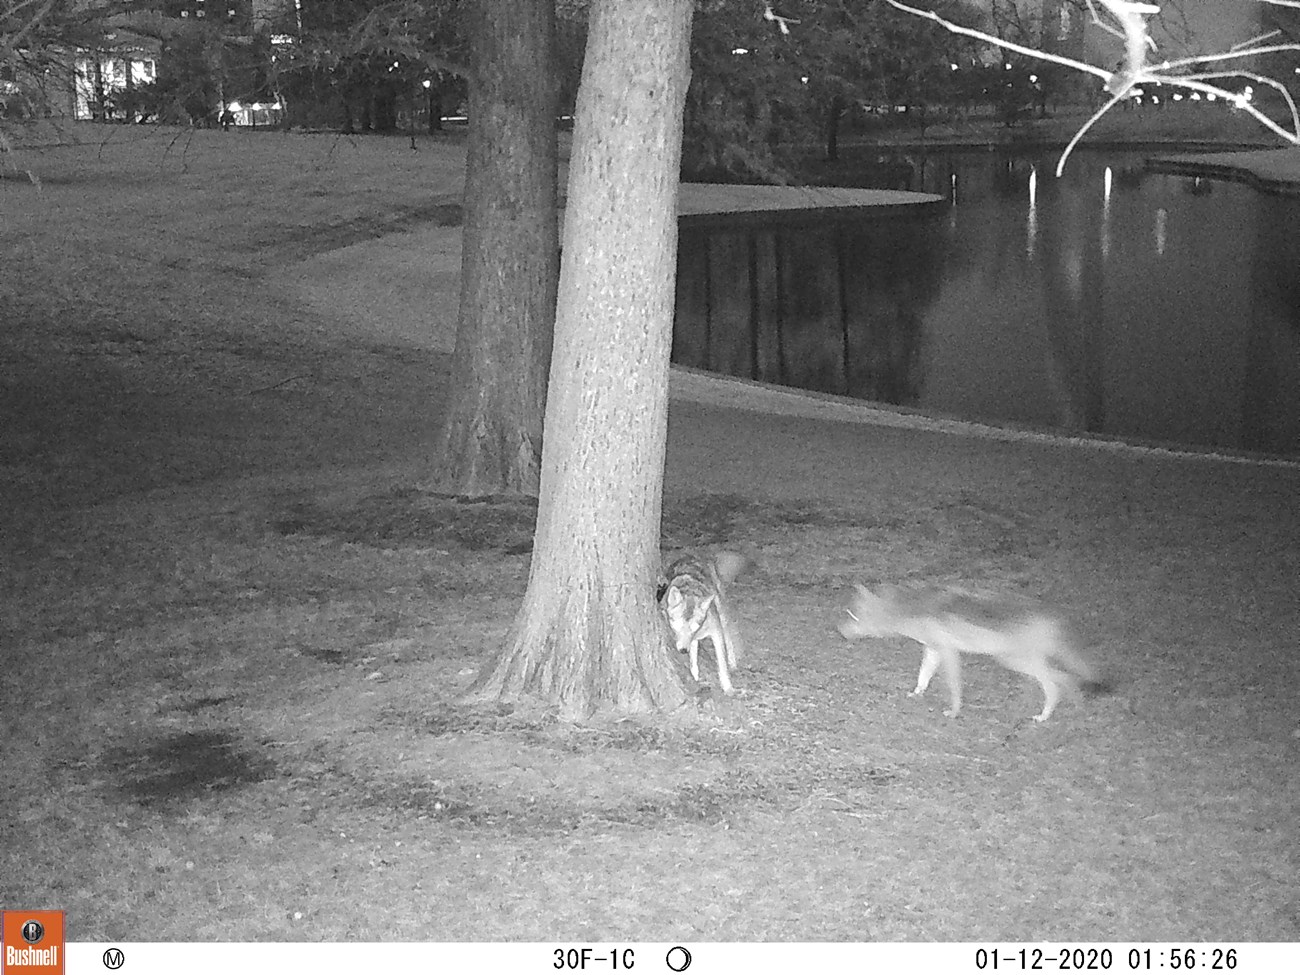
466,0,694,718
427,0,558,498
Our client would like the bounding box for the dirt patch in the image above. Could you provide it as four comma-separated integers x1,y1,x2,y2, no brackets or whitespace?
274,491,539,554
102,731,279,807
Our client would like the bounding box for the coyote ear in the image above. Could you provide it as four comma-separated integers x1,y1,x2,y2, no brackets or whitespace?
664,586,683,610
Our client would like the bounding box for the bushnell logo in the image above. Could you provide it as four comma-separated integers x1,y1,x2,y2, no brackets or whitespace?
2,910,65,974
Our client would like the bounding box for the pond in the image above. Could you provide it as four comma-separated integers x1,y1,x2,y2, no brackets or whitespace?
674,149,1300,458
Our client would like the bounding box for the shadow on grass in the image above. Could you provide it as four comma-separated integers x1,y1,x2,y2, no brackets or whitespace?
103,730,278,807
271,487,889,558
274,491,539,554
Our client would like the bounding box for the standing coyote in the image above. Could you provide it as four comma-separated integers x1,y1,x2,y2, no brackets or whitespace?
838,584,1105,722
659,551,748,694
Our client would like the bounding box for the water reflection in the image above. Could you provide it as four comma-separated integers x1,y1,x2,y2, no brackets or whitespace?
675,212,941,406
674,149,1300,457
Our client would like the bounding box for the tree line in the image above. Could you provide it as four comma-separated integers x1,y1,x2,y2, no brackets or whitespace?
5,0,1106,169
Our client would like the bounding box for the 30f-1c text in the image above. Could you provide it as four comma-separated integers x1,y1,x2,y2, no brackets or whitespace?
554,947,635,970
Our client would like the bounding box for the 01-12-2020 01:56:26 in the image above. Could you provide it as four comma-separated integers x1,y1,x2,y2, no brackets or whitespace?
973,946,1240,971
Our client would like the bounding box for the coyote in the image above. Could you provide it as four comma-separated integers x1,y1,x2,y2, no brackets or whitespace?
838,584,1105,722
659,551,748,694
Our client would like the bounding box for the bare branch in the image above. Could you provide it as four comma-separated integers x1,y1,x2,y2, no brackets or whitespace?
1095,0,1159,94
1,0,59,62
762,3,799,36
1160,42,1300,72
885,0,1300,175
1083,0,1128,44
882,0,1111,81
1178,71,1300,143
1055,89,1131,176
1230,29,1283,53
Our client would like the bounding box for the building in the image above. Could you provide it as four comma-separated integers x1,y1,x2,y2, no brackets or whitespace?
0,0,273,121
72,30,161,121
970,0,1089,59
1039,0,1087,62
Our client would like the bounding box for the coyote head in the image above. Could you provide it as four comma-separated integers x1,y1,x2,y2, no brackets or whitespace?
663,585,715,651
838,584,891,640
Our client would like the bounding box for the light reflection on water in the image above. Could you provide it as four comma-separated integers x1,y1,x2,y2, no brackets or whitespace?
674,149,1300,457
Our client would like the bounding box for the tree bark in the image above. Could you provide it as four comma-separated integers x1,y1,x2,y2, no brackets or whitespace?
466,0,694,718
426,0,559,498
427,81,442,133
826,92,843,162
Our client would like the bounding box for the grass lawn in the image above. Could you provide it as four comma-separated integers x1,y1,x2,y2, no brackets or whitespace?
1,121,1298,942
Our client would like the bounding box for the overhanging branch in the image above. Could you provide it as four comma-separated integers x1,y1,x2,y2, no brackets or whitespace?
883,0,1300,175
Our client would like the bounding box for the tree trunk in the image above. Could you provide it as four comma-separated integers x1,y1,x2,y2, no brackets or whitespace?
465,0,694,718
121,49,134,122
426,0,559,497
373,85,397,133
826,92,843,162
93,57,105,120
427,82,442,133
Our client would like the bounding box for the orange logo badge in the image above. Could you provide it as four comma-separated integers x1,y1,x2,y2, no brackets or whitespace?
1,911,65,975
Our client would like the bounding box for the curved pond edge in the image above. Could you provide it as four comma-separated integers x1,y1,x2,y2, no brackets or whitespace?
1145,148,1300,198
677,182,947,227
